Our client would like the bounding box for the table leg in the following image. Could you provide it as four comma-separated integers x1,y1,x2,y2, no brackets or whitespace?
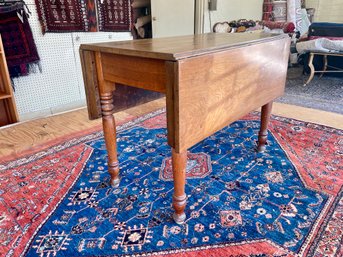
257,102,273,153
304,53,315,86
172,148,187,224
100,92,120,187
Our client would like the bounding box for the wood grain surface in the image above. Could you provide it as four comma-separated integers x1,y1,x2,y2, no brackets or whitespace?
96,52,121,186
80,50,101,119
80,50,164,120
101,53,167,93
173,37,290,152
80,33,288,61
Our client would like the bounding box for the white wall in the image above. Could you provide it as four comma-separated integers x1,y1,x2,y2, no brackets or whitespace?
306,0,343,23
13,0,132,121
204,0,264,33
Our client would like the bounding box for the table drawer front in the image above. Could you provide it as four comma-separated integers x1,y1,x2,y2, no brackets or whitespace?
174,37,290,151
101,53,167,93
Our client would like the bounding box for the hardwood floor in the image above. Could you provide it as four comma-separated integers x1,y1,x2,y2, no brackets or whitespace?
0,98,342,158
0,99,165,158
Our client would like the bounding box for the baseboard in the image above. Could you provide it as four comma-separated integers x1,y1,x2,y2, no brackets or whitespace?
19,99,87,121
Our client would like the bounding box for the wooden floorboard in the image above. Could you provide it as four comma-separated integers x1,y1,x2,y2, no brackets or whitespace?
0,98,342,158
0,99,165,158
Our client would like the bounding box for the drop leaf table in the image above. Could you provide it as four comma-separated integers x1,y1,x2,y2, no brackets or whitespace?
80,33,290,224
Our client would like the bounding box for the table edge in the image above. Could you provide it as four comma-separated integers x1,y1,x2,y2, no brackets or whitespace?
80,34,289,61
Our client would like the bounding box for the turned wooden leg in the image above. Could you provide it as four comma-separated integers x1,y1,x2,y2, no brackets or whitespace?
304,53,315,86
100,92,120,187
257,102,273,153
171,148,187,224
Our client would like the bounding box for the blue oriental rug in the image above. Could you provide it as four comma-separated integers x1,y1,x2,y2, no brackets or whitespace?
1,109,342,257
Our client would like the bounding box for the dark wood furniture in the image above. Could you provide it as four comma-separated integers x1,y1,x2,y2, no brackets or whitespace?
0,35,19,127
80,33,290,224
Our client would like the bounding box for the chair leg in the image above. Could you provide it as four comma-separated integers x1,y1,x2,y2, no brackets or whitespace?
319,55,328,79
304,53,315,86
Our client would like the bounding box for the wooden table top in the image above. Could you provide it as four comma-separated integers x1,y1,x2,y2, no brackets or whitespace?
80,33,288,61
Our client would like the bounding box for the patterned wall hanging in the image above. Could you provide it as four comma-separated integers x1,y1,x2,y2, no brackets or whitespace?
272,0,287,22
262,0,273,21
97,0,132,32
273,1,287,22
86,0,98,31
34,0,97,33
0,3,40,77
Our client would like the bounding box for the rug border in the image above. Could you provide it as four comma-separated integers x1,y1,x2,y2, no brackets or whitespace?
305,186,343,257
269,127,333,256
18,146,94,257
71,238,292,257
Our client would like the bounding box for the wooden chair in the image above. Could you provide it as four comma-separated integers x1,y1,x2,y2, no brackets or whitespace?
304,51,343,86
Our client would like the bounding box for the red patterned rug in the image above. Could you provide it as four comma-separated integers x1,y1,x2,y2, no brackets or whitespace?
97,0,132,31
34,0,97,33
0,6,40,77
0,110,342,257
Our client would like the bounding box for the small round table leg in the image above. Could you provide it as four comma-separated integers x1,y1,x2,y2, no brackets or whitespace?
171,149,187,224
100,92,121,187
173,195,187,224
258,102,273,153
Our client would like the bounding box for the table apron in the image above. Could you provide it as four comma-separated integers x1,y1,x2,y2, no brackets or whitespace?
101,52,167,94
170,37,290,152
